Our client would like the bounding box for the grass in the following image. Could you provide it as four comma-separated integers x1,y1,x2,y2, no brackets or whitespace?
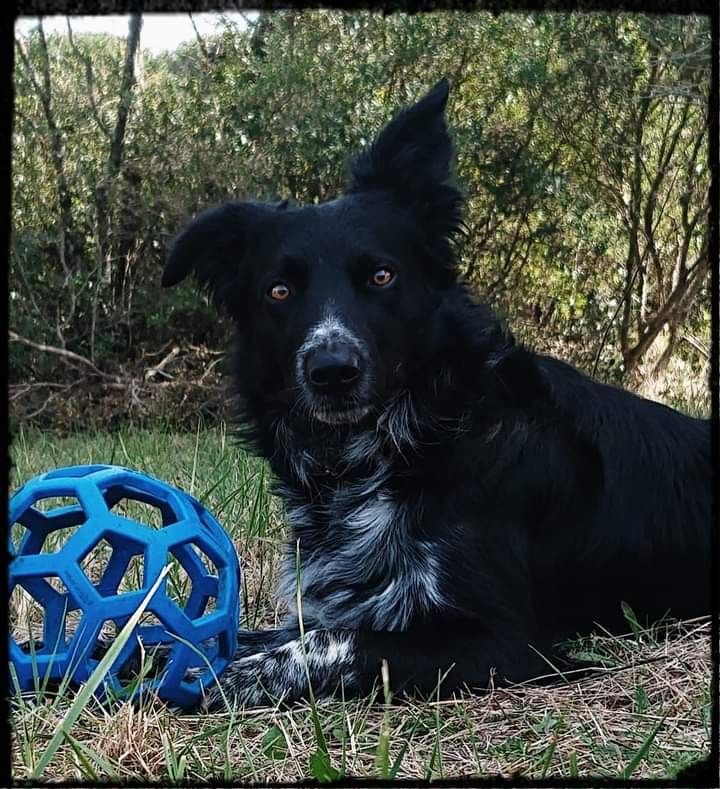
8,424,713,782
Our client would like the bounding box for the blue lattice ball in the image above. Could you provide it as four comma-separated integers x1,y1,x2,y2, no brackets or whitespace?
8,464,241,709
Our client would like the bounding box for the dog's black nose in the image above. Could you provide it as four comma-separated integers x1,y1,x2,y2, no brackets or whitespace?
305,347,361,396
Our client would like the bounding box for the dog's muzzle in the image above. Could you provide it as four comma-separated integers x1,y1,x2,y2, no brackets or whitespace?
304,344,362,398
295,315,371,422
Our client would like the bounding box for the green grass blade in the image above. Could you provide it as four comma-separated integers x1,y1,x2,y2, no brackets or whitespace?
433,674,444,780
68,732,120,780
162,731,188,780
569,750,579,777
620,714,667,779
31,565,170,779
388,716,423,779
621,601,644,639
63,731,99,780
539,738,557,778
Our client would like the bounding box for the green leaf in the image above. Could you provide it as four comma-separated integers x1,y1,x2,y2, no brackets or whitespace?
388,717,422,779
621,601,645,639
539,738,557,778
262,725,288,760
66,735,120,780
569,750,579,777
309,749,342,783
63,731,99,780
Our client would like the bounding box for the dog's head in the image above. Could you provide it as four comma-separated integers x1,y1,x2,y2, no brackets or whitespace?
162,79,465,425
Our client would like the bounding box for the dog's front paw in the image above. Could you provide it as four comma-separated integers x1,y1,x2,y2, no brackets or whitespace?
201,652,277,712
200,629,359,711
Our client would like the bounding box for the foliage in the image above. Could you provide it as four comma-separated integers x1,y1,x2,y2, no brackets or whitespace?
10,11,711,428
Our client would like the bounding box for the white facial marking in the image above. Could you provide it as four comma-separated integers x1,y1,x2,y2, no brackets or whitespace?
293,308,371,424
295,311,361,382
306,314,355,345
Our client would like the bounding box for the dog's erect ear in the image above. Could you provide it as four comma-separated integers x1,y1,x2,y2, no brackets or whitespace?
347,78,455,200
347,79,464,275
162,201,278,308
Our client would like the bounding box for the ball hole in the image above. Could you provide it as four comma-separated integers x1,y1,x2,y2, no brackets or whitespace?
108,496,166,529
10,576,78,651
138,611,165,629
26,495,88,554
10,522,29,554
190,542,219,577
80,536,145,597
120,554,145,594
79,537,115,588
201,595,218,616
10,584,44,647
34,495,81,513
166,550,194,611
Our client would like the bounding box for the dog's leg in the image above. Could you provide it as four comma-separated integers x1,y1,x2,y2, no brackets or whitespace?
232,626,301,659
201,628,357,709
200,626,548,710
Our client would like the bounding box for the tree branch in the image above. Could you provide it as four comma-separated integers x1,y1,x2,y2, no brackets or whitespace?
66,18,112,139
189,12,211,62
9,330,119,381
144,346,180,381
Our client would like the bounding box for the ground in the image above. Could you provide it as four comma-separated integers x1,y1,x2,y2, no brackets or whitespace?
9,425,712,781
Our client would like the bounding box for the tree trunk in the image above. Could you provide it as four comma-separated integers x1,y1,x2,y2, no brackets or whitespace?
95,12,143,301
622,248,709,375
16,21,80,276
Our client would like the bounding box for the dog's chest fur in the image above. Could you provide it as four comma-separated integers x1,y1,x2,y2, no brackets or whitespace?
273,415,449,632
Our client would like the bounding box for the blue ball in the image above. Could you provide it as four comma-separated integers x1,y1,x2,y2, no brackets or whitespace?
8,464,241,709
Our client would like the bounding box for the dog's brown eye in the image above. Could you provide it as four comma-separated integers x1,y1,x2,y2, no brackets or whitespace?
371,268,395,287
269,283,291,301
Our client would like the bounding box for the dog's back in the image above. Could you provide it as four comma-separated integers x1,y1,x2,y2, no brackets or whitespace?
525,354,710,639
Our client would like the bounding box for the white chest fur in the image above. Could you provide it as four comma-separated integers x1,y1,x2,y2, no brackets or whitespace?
277,483,447,632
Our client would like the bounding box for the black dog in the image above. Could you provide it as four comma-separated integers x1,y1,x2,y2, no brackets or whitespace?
162,79,711,710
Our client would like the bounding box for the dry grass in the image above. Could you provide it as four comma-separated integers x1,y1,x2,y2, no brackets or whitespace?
9,426,713,781
10,619,712,781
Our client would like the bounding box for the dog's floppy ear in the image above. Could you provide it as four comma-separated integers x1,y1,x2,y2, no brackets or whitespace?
162,201,279,309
